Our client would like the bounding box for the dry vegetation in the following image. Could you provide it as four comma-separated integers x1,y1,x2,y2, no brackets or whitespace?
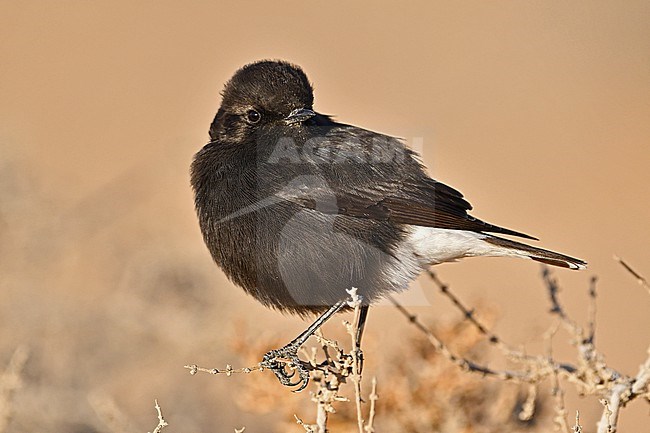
1,152,649,433
184,265,650,432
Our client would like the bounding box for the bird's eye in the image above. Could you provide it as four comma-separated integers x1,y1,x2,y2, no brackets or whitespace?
246,109,261,124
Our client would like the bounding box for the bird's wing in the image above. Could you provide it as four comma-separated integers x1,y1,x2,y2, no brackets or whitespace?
281,186,537,240
274,125,537,240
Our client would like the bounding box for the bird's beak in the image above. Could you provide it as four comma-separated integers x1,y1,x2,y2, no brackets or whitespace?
284,107,316,125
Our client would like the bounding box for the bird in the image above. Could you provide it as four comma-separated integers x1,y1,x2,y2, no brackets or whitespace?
191,59,586,391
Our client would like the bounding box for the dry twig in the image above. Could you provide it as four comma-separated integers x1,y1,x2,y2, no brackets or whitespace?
614,255,650,296
345,288,365,433
388,294,533,382
184,363,263,376
148,400,168,433
364,377,378,433
573,411,583,433
294,414,315,432
397,268,650,432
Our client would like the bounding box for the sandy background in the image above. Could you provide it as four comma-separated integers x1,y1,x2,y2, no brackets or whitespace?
1,1,649,431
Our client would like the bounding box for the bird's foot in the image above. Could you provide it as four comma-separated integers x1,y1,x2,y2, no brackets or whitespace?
260,342,310,392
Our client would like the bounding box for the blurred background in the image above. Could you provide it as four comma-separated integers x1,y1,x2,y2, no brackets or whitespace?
1,1,649,431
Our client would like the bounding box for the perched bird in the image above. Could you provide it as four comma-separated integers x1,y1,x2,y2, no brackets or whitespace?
191,60,586,390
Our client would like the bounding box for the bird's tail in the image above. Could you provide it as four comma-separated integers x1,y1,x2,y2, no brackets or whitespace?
483,235,587,270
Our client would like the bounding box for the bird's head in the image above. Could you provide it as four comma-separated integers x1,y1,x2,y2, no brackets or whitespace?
209,60,317,143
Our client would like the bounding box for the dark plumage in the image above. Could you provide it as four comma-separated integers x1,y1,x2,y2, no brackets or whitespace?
192,60,585,317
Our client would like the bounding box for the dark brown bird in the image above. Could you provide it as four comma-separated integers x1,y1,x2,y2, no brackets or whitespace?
191,60,586,390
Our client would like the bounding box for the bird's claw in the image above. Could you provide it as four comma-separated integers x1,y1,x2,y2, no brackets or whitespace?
260,344,310,392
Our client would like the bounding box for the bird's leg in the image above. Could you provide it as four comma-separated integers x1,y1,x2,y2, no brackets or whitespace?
261,300,347,392
353,305,370,374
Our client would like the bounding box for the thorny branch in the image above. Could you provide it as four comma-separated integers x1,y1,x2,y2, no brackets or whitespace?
399,266,650,432
427,270,585,382
574,411,583,433
184,363,263,376
344,288,366,433
365,377,378,433
148,400,168,433
387,294,530,382
614,255,650,296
